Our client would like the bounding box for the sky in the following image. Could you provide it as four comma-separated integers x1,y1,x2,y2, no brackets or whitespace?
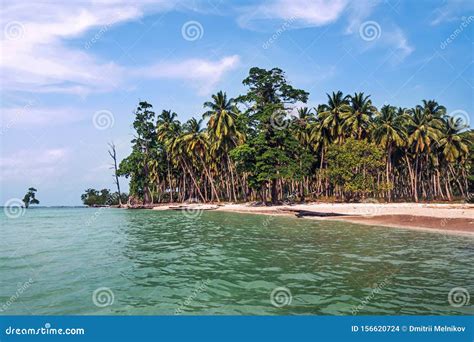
0,0,473,205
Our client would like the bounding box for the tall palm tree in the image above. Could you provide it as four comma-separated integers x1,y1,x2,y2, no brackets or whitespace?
157,110,181,202
319,91,351,144
372,105,407,200
343,92,377,139
204,91,245,201
294,107,314,145
406,106,444,201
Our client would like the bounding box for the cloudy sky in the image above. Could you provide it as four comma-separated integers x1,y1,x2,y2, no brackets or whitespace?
1,0,473,205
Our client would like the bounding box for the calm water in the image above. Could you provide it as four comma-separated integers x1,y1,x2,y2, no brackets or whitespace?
0,208,472,315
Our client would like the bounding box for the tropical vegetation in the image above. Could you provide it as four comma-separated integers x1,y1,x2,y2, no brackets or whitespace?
22,187,40,208
117,67,472,204
80,188,128,207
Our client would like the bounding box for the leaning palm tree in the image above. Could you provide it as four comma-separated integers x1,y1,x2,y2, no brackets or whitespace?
319,91,351,144
178,118,219,202
203,91,245,201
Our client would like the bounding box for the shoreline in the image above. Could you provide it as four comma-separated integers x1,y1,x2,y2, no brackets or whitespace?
153,202,474,236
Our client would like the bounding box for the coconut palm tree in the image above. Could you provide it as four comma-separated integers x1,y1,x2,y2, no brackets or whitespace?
203,91,245,201
319,91,351,144
372,105,407,200
157,110,181,202
343,92,377,139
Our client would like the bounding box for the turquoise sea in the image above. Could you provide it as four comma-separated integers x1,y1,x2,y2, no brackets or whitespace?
0,208,472,315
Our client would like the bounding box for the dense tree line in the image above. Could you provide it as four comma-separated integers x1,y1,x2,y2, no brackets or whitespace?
81,188,128,206
118,67,472,204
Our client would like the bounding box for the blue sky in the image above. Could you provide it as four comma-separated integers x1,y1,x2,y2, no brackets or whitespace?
1,0,473,205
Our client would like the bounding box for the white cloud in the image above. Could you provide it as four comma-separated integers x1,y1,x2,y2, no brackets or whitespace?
0,0,240,98
238,0,349,29
0,148,70,182
386,28,414,62
344,0,380,34
0,106,87,129
430,0,474,26
133,55,241,95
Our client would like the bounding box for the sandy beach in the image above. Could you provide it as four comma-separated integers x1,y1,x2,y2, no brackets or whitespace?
154,202,474,236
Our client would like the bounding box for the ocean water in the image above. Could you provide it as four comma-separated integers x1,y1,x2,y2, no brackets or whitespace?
0,207,472,315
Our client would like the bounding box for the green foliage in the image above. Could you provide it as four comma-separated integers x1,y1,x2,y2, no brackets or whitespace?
117,101,157,203
80,188,127,206
111,66,471,204
327,139,385,201
22,187,39,208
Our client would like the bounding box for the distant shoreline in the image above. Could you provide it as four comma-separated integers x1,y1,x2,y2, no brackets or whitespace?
152,202,474,236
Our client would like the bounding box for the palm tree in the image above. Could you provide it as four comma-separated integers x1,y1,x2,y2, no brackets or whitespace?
439,117,470,163
203,91,245,201
372,105,407,200
157,110,181,202
179,118,220,202
319,91,351,144
294,107,314,145
420,99,446,119
406,106,443,201
343,92,377,139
